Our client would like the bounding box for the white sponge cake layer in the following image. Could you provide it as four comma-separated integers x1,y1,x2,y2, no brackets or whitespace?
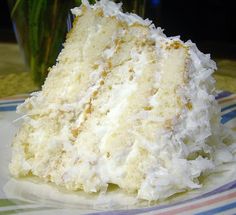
9,0,235,201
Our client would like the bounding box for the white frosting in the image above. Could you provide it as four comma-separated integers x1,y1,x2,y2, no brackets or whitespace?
72,0,152,26
136,41,219,200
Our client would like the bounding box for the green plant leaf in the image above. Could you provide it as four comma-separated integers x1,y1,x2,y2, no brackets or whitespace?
10,0,22,17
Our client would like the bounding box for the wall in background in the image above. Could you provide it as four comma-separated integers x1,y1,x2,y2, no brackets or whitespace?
0,0,15,42
158,0,236,58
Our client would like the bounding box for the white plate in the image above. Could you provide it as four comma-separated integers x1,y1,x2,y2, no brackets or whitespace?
0,92,236,214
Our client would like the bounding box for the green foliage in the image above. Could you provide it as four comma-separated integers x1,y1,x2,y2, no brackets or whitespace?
8,0,79,86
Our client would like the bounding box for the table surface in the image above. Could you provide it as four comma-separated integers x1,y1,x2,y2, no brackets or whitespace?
0,43,236,98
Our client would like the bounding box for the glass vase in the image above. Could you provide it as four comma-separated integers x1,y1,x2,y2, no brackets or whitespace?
7,0,78,87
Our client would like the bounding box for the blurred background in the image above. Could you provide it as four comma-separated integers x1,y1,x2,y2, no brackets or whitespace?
0,0,236,98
